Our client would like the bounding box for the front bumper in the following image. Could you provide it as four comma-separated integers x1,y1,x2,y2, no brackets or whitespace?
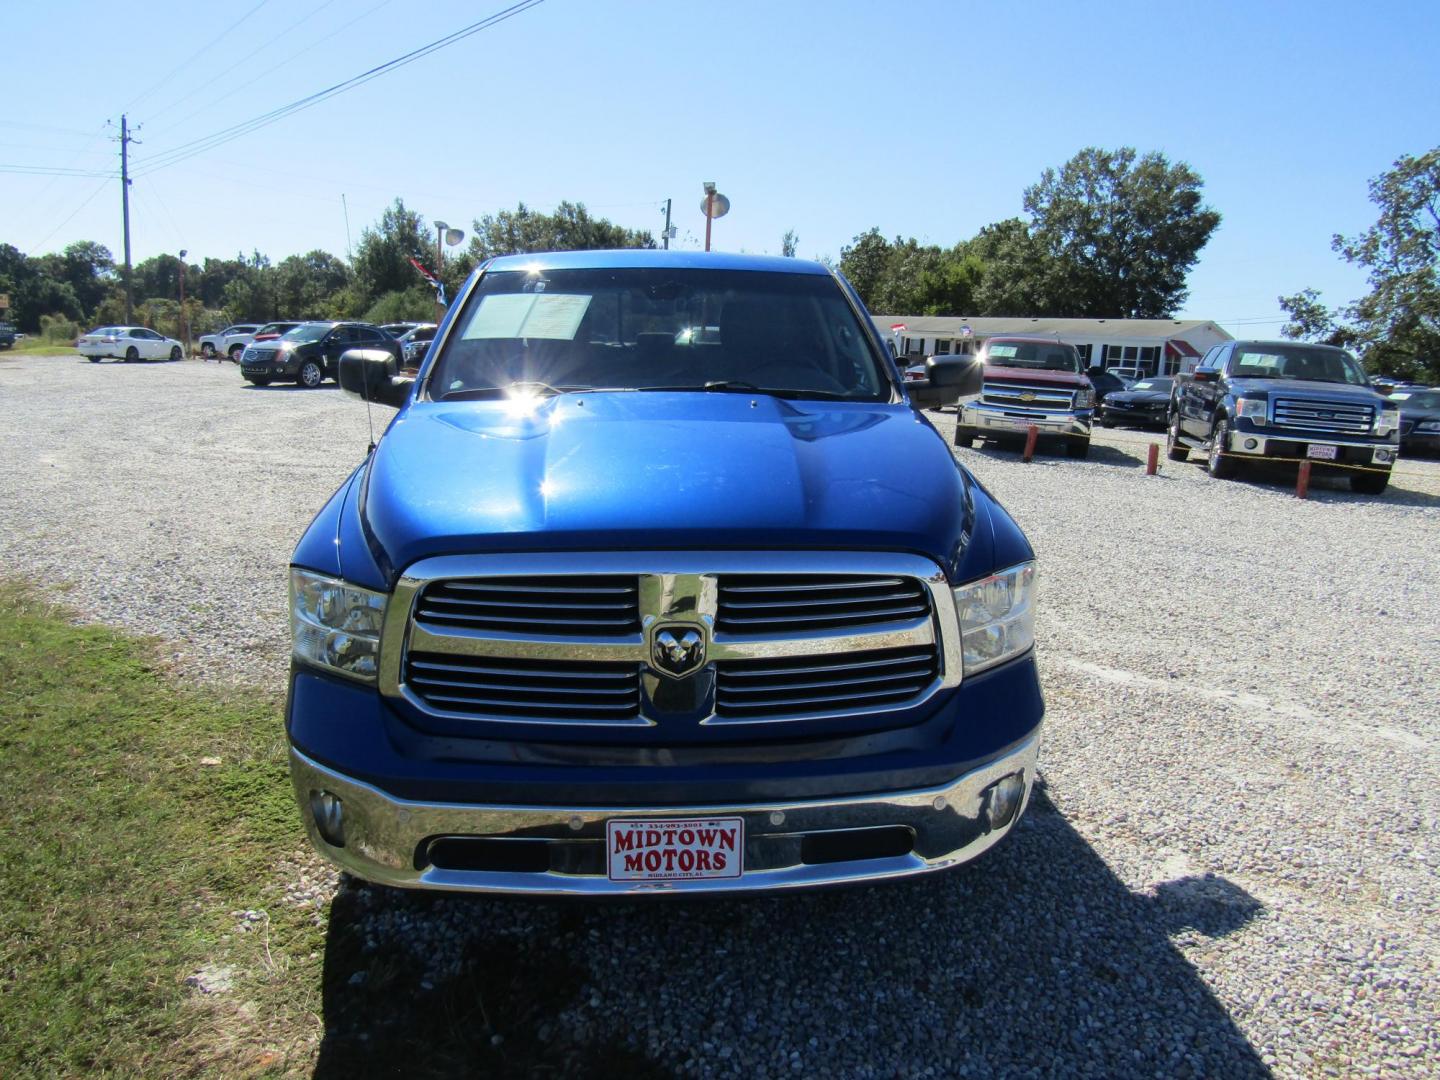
1224,425,1398,470
289,735,1039,895
1100,403,1168,426
960,401,1092,437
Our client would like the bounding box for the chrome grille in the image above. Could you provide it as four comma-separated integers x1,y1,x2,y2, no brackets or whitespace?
405,652,641,721
385,553,962,730
715,645,940,719
980,380,1076,412
1271,397,1373,435
716,574,931,634
416,576,640,635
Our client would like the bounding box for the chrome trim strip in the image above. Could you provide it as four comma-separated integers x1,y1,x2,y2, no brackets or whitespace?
377,551,961,728
289,735,1039,895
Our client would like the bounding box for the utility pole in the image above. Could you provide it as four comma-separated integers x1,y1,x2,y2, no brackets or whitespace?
662,198,672,250
118,115,136,325
177,249,188,355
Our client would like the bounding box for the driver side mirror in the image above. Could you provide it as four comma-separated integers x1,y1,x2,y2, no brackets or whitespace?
339,348,413,409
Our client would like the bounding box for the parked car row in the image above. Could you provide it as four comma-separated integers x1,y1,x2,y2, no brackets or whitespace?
198,321,303,361
240,321,402,387
1387,387,1440,456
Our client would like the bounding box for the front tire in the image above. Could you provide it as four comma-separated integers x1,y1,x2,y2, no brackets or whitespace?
124,346,139,363
954,425,976,448
1350,470,1390,495
1167,413,1189,461
169,345,182,362
1208,418,1238,479
1067,436,1091,459
298,359,324,388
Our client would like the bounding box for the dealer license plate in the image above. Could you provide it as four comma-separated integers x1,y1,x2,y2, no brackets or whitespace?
1306,444,1338,460
606,817,744,882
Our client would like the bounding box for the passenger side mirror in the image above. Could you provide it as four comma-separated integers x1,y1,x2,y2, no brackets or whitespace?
908,356,983,408
339,348,413,409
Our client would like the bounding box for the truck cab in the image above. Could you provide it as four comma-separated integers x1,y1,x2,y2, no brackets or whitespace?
1167,340,1400,493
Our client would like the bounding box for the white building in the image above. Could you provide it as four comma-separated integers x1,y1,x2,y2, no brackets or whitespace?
872,315,1233,376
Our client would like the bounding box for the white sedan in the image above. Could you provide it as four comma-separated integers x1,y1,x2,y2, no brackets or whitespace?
77,326,185,363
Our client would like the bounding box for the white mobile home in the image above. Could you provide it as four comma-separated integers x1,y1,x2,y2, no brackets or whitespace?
873,315,1232,376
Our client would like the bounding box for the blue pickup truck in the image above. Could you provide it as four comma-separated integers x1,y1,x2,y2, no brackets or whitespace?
286,250,1043,895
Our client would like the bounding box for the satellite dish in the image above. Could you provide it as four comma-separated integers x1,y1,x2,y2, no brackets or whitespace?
444,228,465,247
700,193,730,219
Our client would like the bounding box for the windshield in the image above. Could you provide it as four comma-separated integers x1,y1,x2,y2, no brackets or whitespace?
985,341,1080,372
281,324,332,343
428,267,889,401
1131,378,1172,393
1229,345,1368,385
1394,390,1440,409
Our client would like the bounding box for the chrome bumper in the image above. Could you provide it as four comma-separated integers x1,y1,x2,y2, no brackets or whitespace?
289,735,1039,895
960,402,1091,436
1224,429,1398,464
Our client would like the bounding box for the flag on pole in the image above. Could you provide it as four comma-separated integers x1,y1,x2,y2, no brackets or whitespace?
408,257,448,307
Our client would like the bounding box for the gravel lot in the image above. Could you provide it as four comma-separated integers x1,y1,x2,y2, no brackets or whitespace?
2,353,1437,1078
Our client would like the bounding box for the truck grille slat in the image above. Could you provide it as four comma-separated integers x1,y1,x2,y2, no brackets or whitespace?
406,650,640,720
417,575,640,635
716,575,931,634
981,381,1076,412
715,646,939,717
1271,397,1373,435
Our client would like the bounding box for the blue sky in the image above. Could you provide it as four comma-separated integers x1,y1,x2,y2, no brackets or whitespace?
4,0,1437,337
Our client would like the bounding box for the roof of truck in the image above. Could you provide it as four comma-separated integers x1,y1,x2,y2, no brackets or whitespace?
482,249,832,275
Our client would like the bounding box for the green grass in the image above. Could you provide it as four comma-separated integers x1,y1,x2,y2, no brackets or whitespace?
1,338,78,356
0,583,324,1077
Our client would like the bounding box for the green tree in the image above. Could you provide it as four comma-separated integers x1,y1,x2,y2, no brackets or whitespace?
353,198,430,306
219,251,276,322
0,243,85,330
1281,148,1439,380
465,201,654,262
275,250,350,318
781,229,799,257
838,230,982,316
1023,147,1221,317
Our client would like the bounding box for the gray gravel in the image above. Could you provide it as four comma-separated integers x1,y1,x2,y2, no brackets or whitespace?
2,354,1437,1078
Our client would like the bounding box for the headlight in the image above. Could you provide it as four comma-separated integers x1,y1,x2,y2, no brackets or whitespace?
1418,420,1440,433
1374,407,1400,436
953,561,1036,675
290,569,387,682
1074,388,1094,409
1235,397,1268,423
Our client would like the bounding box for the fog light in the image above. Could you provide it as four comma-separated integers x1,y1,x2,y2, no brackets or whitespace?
310,790,346,847
985,773,1026,831
1374,449,1394,464
1243,438,1258,450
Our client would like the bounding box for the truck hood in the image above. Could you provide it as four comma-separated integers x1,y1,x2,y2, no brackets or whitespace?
1226,377,1383,403
982,365,1086,386
359,392,987,579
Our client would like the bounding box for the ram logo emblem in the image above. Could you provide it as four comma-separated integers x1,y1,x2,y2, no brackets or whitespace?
649,625,707,679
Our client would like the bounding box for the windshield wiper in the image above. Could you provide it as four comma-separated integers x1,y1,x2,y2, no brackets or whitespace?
439,382,610,401
637,381,855,401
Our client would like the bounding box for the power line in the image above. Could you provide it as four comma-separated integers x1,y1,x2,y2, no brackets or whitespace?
0,163,117,177
25,177,112,256
121,0,274,114
142,0,352,131
131,0,544,177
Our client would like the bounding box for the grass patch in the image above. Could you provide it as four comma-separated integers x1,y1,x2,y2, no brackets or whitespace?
1,339,78,357
0,582,326,1077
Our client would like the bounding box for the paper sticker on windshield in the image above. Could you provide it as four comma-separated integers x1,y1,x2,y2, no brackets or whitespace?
989,344,1017,358
462,293,592,340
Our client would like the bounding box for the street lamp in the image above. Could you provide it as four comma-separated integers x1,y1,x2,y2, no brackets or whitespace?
432,221,465,319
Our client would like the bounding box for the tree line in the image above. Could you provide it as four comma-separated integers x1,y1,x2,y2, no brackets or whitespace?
2,144,1433,380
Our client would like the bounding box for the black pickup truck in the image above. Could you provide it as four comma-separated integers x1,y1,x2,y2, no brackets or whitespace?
1167,340,1400,493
